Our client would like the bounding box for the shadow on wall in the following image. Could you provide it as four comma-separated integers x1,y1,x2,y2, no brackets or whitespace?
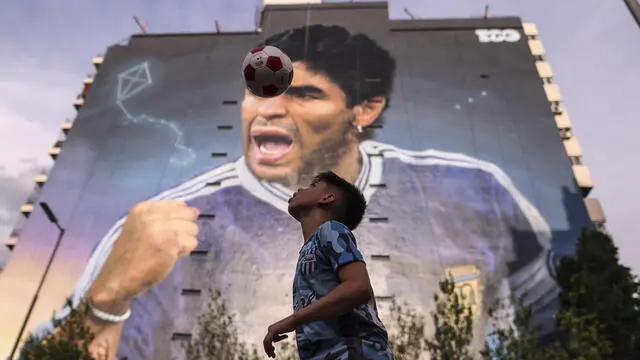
507,185,592,343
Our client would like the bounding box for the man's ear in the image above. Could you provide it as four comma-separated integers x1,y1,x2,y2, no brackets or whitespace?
353,96,386,128
319,192,336,205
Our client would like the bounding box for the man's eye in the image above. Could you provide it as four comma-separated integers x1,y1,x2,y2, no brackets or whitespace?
299,93,318,100
287,91,319,100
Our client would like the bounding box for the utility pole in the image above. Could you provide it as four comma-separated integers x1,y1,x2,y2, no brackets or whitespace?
624,0,640,28
133,15,148,33
404,7,416,19
9,202,65,360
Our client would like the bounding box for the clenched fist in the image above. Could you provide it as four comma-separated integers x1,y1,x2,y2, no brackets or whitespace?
88,200,200,309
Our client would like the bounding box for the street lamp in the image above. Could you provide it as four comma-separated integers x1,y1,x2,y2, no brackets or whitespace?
9,202,65,360
624,0,640,28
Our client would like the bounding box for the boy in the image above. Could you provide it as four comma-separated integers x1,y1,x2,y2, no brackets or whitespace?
262,171,393,359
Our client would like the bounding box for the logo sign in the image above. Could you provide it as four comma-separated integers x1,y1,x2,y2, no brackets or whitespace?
475,29,522,43
446,265,483,317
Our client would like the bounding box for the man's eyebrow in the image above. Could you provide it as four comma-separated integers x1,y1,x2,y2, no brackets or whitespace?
286,85,326,96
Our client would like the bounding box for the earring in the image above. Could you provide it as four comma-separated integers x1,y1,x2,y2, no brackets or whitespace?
356,125,363,133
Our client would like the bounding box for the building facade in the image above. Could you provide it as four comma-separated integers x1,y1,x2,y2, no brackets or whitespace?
0,1,607,358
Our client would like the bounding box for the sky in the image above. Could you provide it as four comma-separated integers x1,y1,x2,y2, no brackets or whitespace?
0,0,638,275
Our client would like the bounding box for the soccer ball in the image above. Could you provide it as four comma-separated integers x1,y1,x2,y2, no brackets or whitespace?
242,45,294,98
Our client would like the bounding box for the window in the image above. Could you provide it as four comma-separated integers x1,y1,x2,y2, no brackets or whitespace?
181,289,202,296
550,102,562,114
559,128,573,139
594,221,607,233
533,55,545,61
542,77,553,84
570,156,583,165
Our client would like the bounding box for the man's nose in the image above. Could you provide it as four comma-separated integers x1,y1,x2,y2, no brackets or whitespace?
256,96,287,118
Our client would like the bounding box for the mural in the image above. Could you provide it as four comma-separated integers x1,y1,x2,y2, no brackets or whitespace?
0,3,592,359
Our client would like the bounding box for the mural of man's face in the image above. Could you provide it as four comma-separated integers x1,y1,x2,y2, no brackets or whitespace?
241,62,357,186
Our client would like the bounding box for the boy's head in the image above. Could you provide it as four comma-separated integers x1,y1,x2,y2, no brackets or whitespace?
287,171,367,230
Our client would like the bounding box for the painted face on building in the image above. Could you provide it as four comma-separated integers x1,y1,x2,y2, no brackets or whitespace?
241,62,384,187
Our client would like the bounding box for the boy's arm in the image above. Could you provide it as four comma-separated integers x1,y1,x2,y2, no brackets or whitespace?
293,221,374,325
264,222,374,357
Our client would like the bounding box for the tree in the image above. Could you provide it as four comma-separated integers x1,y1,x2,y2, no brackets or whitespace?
386,275,477,360
555,229,640,359
387,299,428,359
480,295,547,360
424,275,475,360
482,229,640,360
184,288,299,360
21,298,96,360
480,294,613,360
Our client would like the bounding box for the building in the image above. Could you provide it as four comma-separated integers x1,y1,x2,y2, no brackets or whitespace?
0,1,607,358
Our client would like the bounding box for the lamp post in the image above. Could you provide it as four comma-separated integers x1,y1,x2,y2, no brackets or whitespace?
625,0,640,28
9,202,65,360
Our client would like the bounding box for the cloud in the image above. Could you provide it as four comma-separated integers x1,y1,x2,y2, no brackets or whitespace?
0,162,44,270
0,57,67,270
0,102,55,175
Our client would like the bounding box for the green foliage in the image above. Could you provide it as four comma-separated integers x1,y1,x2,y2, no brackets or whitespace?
21,298,96,360
555,229,640,360
22,231,635,360
481,295,613,360
552,309,612,360
386,276,477,360
481,229,640,360
184,289,299,360
480,295,545,360
424,275,475,360
387,299,428,359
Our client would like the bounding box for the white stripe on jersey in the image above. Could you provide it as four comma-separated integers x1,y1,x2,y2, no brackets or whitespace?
360,140,552,248
359,140,557,310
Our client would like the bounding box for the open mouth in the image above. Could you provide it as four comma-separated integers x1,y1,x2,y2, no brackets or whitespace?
250,127,294,163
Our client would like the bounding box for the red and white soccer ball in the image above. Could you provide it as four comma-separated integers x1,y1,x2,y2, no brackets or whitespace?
242,45,294,98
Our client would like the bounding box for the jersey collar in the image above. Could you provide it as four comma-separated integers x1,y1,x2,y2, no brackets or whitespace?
235,141,383,213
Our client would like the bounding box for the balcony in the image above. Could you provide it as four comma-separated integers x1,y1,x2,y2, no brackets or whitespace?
73,96,84,110
559,128,573,140
92,55,103,69
49,146,61,160
83,74,94,84
572,164,594,196
34,173,48,186
5,234,18,251
535,61,553,78
584,198,606,224
61,120,73,134
554,111,572,130
522,22,539,37
528,39,545,57
81,74,94,98
563,136,583,157
543,84,562,102
20,203,34,217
